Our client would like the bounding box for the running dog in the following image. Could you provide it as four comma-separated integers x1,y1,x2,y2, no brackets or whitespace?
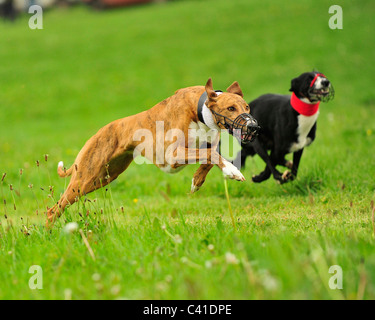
235,71,334,184
47,78,259,224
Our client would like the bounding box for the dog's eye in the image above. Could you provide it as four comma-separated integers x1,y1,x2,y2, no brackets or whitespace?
227,106,235,112
245,105,250,111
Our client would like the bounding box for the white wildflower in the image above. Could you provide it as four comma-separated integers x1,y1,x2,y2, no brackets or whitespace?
225,252,239,265
63,222,78,234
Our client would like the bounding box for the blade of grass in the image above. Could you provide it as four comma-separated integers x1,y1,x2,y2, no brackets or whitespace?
223,178,236,231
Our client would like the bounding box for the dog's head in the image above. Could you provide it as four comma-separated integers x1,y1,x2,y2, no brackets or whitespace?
289,71,334,103
204,78,260,143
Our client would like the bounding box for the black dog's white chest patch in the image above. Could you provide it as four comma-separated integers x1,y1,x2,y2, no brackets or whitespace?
289,112,319,152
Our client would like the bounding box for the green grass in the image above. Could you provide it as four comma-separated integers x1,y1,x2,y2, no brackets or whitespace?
0,0,375,299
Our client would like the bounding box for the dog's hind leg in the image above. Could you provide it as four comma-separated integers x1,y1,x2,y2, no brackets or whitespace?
46,182,81,225
250,140,279,183
252,165,271,183
272,150,304,183
46,154,134,226
251,143,292,184
270,149,293,184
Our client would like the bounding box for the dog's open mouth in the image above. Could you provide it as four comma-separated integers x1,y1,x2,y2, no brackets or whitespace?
312,88,330,96
309,75,335,102
212,111,260,143
230,124,259,143
310,86,335,102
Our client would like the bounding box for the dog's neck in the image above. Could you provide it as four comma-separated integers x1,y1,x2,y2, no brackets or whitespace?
197,91,222,130
291,92,320,116
200,104,221,130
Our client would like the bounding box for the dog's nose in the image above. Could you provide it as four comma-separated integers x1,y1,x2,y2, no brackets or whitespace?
246,115,259,129
246,115,260,136
322,79,330,87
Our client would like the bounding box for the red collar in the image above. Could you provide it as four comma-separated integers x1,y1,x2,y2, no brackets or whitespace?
290,92,320,116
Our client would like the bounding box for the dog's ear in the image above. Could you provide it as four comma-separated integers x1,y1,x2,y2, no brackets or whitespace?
226,81,243,97
289,77,300,92
205,78,217,101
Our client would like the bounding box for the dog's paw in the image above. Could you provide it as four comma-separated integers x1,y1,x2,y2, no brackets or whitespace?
252,174,264,183
282,170,292,181
222,161,246,182
252,170,271,183
275,170,294,184
190,178,200,193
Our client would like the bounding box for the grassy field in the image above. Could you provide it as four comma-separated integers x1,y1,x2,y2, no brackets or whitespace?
0,0,375,300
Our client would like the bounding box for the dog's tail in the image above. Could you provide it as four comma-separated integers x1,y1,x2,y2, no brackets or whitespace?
57,161,73,178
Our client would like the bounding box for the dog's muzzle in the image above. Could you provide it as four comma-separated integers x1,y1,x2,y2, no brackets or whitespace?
212,111,260,143
308,74,335,102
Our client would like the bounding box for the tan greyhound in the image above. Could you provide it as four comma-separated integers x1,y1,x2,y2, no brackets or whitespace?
47,78,259,225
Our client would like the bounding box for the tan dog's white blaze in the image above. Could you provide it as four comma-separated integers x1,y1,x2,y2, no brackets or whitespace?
47,78,249,225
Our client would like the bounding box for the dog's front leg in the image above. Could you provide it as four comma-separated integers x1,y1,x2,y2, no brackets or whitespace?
290,149,304,180
279,149,304,182
251,140,280,183
191,137,244,192
191,164,214,193
171,147,245,184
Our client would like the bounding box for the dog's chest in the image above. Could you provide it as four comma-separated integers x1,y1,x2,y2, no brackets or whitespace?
157,122,218,175
289,113,319,152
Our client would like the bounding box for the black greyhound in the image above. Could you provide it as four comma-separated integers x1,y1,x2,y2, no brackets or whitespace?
235,71,334,184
